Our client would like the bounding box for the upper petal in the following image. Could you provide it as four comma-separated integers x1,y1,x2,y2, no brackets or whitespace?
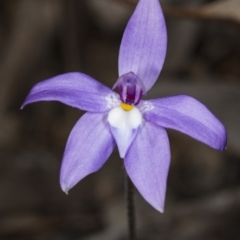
144,95,227,150
118,0,167,91
22,72,119,112
124,122,170,212
60,112,115,192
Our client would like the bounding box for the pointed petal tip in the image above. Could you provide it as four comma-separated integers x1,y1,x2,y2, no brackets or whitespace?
151,201,165,213
20,102,26,110
221,141,227,151
158,207,164,213
223,131,228,151
61,183,70,195
146,199,165,213
217,126,227,151
20,100,28,110
119,152,125,159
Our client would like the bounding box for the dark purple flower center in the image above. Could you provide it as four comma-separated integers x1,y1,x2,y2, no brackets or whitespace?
113,72,146,105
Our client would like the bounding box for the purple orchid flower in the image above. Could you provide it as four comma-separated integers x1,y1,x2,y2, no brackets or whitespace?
22,0,227,212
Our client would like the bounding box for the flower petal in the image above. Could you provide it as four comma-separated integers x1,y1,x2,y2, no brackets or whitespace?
107,106,142,158
22,72,119,112
124,122,170,212
60,112,115,192
118,0,167,91
144,95,227,150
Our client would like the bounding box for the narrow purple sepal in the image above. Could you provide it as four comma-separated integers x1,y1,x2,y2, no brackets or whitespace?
21,72,116,113
125,122,170,212
144,95,227,150
60,112,115,193
118,0,167,91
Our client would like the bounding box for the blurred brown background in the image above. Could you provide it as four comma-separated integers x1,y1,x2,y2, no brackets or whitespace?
1,0,240,239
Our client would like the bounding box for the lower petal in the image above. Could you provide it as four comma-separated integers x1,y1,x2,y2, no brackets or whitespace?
60,112,115,193
124,122,170,212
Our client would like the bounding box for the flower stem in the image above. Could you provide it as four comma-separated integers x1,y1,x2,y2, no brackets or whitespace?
126,173,136,240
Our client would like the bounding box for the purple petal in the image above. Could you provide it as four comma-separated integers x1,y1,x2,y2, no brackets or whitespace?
118,0,167,91
60,112,115,192
22,72,118,112
125,122,170,212
144,95,227,150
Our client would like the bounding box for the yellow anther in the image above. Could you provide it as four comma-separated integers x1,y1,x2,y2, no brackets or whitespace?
121,102,134,111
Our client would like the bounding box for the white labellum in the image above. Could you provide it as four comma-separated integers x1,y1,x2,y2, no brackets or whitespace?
107,106,142,158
